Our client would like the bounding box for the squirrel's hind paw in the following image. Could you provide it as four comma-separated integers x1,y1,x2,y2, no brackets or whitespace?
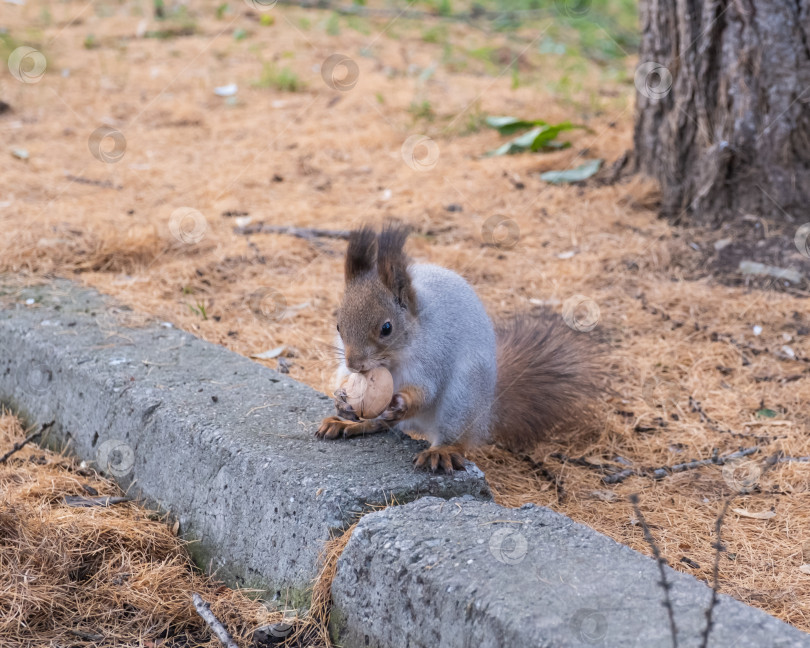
413,446,467,473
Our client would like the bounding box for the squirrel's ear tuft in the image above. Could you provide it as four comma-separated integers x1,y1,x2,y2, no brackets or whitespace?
377,222,416,311
345,226,378,283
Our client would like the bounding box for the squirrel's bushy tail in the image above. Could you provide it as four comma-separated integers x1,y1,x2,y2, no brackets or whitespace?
492,313,603,453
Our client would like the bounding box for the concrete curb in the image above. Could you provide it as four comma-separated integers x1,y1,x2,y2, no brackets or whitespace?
332,497,810,647
0,279,490,605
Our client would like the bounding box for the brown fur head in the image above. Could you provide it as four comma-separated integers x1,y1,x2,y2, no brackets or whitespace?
337,223,417,372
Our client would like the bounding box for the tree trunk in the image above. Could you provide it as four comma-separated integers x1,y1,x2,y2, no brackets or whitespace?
634,0,810,227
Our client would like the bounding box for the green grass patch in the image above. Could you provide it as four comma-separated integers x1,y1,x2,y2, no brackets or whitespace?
421,24,448,43
0,31,23,61
325,13,341,35
345,15,372,34
146,2,197,38
254,62,304,92
409,100,436,122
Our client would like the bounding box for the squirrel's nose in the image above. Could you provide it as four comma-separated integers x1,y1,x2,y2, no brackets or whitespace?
344,349,360,371
345,352,371,373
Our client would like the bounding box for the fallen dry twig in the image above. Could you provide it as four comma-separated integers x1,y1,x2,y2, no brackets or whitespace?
192,593,239,648
649,446,760,480
518,454,565,503
234,224,351,240
68,629,105,641
0,420,53,464
572,446,761,484
602,468,637,484
63,495,132,507
764,451,810,466
630,494,678,648
700,499,733,648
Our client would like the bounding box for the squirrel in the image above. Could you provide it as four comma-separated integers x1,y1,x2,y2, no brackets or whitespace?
316,223,603,473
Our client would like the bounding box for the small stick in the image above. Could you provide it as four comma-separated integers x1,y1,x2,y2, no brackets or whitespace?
602,468,637,484
651,446,759,479
551,452,634,485
192,593,239,648
553,444,763,484
650,447,759,479
64,495,132,507
0,420,54,464
519,454,565,502
234,224,351,239
763,451,810,469
743,420,792,426
629,494,678,648
700,499,732,648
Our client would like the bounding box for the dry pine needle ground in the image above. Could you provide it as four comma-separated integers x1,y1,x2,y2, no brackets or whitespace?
1,0,809,638
0,414,339,648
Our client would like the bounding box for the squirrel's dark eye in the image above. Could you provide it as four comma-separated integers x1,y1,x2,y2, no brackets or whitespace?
336,324,340,333
380,321,392,337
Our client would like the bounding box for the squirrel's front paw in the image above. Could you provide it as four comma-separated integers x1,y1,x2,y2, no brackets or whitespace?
332,391,360,422
316,416,386,440
316,416,352,440
413,446,467,473
379,392,407,422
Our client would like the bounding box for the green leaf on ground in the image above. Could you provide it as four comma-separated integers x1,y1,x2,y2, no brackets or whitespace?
530,122,580,150
755,408,777,418
484,121,581,157
540,159,602,184
485,116,548,135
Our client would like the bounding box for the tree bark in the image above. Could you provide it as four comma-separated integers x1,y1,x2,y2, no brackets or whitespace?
634,0,810,226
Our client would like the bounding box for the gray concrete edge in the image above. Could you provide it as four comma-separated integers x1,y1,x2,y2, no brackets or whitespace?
331,497,810,648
